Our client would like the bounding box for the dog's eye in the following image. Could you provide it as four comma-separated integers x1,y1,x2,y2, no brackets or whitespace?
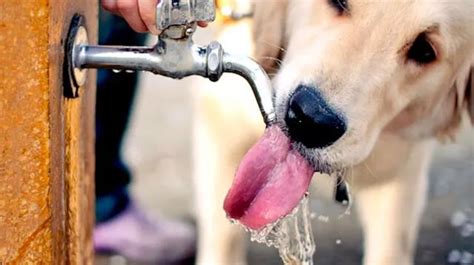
407,34,437,65
329,0,348,14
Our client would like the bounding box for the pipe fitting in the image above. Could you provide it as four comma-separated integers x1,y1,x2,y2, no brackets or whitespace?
206,41,224,82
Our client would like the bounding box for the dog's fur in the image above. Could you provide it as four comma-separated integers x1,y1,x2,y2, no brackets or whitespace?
193,0,474,264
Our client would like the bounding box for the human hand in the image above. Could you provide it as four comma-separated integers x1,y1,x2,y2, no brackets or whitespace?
101,0,208,34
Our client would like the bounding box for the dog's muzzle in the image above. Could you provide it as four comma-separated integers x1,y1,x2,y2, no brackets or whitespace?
286,85,347,149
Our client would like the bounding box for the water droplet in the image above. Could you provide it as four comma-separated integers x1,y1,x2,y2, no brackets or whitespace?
460,222,474,238
460,251,473,264
451,211,467,227
335,239,342,245
447,249,461,263
185,27,194,36
112,69,122,73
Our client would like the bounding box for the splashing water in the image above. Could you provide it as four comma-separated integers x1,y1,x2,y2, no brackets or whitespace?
234,194,315,265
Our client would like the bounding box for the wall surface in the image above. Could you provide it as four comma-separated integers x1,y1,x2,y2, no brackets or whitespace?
0,0,97,264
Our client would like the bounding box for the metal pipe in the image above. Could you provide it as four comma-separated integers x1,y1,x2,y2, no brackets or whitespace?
75,40,208,79
74,41,276,126
222,53,276,125
76,46,158,72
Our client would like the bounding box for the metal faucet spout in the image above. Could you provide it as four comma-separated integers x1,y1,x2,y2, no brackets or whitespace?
74,42,276,125
67,0,276,126
222,53,276,125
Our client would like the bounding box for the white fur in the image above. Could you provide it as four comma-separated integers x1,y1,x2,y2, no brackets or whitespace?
193,0,474,264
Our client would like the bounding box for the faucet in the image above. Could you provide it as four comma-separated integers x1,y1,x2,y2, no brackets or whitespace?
66,0,276,126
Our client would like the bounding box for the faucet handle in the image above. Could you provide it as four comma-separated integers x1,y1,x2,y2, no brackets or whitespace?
156,0,216,31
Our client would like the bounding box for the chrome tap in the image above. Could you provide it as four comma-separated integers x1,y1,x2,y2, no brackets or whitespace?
66,0,276,125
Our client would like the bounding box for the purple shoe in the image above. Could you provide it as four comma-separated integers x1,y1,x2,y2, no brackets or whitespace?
94,203,196,264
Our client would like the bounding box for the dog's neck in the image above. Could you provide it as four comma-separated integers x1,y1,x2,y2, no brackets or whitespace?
348,132,435,189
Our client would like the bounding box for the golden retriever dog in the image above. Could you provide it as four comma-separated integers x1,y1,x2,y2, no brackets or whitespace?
192,0,474,264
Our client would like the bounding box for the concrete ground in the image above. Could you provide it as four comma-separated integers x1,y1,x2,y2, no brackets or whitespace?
96,35,473,265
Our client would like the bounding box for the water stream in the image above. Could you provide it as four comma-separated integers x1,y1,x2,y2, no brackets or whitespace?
232,178,353,264
239,194,316,265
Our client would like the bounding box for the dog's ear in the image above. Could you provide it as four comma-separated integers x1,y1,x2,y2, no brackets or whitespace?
466,67,474,124
252,0,288,73
436,63,473,140
455,64,474,125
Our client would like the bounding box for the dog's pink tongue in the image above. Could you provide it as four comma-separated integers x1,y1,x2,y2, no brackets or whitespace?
224,126,314,230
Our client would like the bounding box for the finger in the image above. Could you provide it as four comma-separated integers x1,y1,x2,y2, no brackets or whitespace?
117,0,148,33
138,0,160,35
102,0,118,13
198,21,208,27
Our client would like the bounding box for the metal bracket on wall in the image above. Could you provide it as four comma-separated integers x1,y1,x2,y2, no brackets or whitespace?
64,14,88,98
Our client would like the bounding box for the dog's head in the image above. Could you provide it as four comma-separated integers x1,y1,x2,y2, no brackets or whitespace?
253,0,474,171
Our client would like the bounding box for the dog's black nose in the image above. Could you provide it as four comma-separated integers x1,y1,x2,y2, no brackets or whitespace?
285,85,347,149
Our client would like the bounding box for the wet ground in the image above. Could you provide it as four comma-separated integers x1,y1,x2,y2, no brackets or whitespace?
96,30,473,264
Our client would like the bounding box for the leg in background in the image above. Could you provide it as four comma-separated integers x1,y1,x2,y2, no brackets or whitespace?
353,139,433,265
93,11,196,263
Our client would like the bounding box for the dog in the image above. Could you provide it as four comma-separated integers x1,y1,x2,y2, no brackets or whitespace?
192,0,474,264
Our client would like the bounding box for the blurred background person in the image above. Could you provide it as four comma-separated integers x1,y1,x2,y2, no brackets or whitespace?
93,7,196,264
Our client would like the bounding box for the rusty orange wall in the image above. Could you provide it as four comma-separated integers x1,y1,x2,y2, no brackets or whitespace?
0,0,54,263
48,0,98,263
0,0,97,264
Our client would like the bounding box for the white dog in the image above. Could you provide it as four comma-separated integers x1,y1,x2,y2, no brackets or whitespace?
192,0,473,264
